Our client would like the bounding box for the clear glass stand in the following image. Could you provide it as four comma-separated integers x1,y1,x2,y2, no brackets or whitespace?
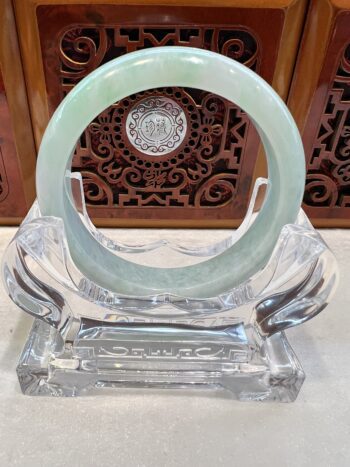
2,177,338,401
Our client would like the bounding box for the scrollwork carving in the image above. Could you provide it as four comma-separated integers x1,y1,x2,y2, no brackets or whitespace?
194,173,238,207
60,28,108,87
304,174,338,208
80,171,113,206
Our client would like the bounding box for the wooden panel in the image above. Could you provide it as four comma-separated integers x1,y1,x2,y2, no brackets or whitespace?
15,0,306,227
0,0,36,223
288,0,350,227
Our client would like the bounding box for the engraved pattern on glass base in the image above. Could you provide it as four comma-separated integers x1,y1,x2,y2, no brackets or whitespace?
17,319,304,401
3,178,338,400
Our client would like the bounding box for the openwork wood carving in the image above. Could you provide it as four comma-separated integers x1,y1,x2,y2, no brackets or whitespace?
55,26,260,212
304,42,350,210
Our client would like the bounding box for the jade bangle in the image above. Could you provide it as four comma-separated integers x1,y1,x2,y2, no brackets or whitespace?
36,47,305,299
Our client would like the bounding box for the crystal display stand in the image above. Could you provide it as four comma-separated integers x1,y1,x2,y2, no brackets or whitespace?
2,177,338,400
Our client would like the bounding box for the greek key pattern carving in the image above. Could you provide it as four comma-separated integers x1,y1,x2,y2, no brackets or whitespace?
57,26,259,210
304,43,350,209
96,343,248,363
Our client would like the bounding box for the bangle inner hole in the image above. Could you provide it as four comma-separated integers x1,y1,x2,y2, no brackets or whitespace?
68,86,266,268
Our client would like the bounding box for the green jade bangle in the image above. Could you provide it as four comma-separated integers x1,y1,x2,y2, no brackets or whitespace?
36,47,305,299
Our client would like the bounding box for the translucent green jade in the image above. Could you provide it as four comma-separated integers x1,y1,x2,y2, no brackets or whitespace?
36,47,305,299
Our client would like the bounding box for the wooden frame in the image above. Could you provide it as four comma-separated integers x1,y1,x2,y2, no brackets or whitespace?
0,0,36,224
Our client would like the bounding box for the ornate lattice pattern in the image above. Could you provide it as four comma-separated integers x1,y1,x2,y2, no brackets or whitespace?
304,43,350,209
56,26,259,210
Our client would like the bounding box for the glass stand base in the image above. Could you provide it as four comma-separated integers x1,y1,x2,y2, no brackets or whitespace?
17,319,305,402
3,180,337,401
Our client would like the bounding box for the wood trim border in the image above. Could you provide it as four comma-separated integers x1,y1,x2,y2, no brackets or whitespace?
0,0,36,208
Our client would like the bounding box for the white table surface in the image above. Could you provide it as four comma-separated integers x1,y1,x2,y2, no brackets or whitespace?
0,227,349,467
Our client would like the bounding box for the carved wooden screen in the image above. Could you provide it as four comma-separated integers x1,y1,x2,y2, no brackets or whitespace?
304,37,350,217
289,4,350,226
36,4,285,226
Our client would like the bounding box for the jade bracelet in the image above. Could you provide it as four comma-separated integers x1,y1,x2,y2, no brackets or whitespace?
36,47,305,298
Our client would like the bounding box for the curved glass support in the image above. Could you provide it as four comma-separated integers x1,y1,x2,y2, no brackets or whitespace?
2,178,338,400
2,177,337,332
70,172,267,257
